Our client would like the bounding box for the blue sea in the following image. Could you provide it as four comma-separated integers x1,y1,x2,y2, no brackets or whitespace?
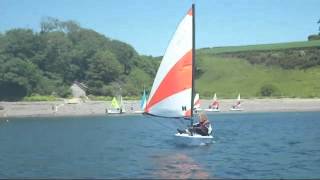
1,112,320,179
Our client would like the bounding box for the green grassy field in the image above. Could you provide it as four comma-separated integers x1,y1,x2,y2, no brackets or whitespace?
195,55,320,98
198,40,320,54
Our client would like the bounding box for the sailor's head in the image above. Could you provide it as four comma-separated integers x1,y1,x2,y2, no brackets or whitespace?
199,112,208,123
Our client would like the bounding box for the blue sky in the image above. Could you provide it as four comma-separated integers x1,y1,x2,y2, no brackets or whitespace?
0,0,319,56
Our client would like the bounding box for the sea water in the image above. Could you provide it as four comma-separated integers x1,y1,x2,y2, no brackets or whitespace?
0,112,320,178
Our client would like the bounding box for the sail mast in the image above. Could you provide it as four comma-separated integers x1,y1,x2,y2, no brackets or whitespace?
190,4,195,122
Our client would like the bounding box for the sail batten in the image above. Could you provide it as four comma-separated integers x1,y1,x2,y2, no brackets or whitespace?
145,7,193,118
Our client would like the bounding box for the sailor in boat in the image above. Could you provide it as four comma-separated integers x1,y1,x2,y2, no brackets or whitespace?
209,101,219,110
232,101,241,109
213,101,219,110
177,112,212,136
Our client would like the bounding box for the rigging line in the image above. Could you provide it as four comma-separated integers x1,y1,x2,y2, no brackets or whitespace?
178,118,189,127
155,120,175,130
144,115,176,130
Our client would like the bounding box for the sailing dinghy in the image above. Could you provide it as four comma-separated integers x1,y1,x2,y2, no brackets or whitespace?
193,93,202,112
144,4,213,144
204,93,220,112
106,96,125,114
230,93,243,111
134,89,147,113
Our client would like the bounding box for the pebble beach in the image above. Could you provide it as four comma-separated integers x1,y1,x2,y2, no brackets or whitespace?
1,98,320,118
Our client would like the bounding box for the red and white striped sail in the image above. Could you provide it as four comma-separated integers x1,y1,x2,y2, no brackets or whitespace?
193,93,200,109
145,7,193,118
211,93,219,108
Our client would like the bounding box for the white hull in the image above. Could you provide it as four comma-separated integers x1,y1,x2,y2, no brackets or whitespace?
174,133,213,145
193,108,203,113
107,110,124,114
204,108,220,112
229,108,243,111
133,110,144,114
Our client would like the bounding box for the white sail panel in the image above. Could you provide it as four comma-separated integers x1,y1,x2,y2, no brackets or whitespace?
194,93,200,109
147,89,192,117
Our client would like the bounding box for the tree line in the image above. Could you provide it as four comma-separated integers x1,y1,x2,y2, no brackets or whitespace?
0,17,160,100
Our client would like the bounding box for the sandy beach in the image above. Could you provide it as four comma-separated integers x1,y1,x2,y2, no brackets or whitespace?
0,98,320,118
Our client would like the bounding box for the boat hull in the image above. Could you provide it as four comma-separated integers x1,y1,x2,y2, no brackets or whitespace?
204,108,220,112
229,108,243,111
174,133,213,145
133,110,144,114
106,110,124,114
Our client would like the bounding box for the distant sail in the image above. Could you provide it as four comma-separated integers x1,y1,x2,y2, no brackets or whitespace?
111,97,120,109
140,89,147,110
237,94,241,106
145,7,193,118
193,93,200,109
211,93,219,108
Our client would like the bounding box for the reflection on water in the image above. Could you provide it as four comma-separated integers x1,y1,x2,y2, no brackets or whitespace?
152,153,211,179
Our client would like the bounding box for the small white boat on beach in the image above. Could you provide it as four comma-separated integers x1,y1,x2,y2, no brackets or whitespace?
134,89,147,114
230,94,243,111
204,93,220,112
107,96,125,114
193,93,203,112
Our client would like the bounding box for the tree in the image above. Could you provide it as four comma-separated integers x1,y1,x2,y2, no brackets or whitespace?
3,29,37,59
259,84,279,97
107,40,138,75
40,17,80,33
37,31,73,82
0,57,42,100
134,55,160,78
86,51,122,85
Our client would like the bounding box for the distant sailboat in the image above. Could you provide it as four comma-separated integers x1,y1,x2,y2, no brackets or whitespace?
230,93,243,111
134,89,148,113
205,93,220,112
193,93,202,112
107,96,125,114
120,95,126,113
144,4,213,144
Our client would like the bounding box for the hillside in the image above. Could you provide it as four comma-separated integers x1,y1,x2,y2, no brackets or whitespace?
195,40,320,98
199,40,320,54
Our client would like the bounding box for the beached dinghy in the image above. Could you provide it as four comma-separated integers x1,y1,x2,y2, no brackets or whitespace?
107,96,125,114
144,4,213,145
230,94,243,111
193,93,203,112
133,89,147,114
204,93,220,112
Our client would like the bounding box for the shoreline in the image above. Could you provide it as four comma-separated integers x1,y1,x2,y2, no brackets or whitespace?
1,98,320,118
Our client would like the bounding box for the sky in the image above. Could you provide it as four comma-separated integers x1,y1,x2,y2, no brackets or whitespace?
0,0,319,56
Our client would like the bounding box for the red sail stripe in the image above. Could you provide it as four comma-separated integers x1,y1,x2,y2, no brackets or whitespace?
146,50,192,112
184,109,192,117
188,8,193,16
